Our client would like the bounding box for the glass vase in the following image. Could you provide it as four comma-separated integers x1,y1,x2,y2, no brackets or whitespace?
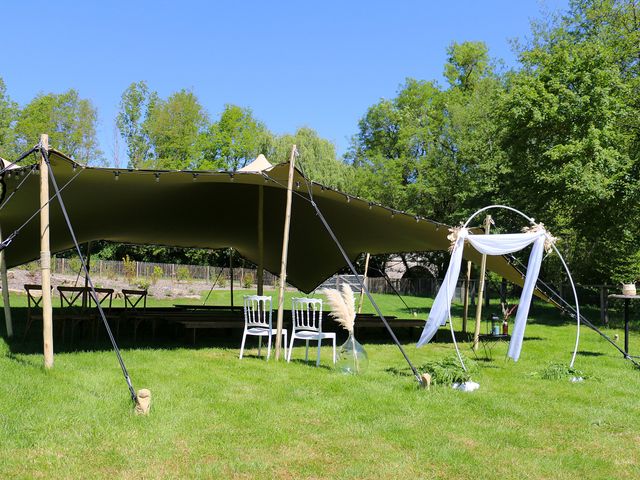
337,332,368,374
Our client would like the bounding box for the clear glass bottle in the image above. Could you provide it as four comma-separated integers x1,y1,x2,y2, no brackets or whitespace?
337,332,369,374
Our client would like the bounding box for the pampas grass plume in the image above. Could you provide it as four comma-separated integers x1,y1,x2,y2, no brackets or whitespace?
323,286,356,333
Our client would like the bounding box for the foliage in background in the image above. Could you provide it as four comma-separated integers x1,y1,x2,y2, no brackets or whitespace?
176,266,191,283
0,78,18,159
14,89,102,165
1,0,638,285
201,104,271,171
116,81,156,168
347,0,640,285
145,89,209,169
242,273,253,289
122,255,136,281
136,278,151,291
270,126,354,190
150,266,163,285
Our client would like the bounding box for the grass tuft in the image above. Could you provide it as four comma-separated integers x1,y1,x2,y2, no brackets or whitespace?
531,361,589,380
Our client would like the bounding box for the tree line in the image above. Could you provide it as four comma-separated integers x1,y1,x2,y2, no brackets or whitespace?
1,0,638,285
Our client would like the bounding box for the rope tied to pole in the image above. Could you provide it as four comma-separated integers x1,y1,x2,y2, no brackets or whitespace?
40,144,138,404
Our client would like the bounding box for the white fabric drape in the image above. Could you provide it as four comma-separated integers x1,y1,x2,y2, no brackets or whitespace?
466,232,541,256
506,234,545,360
416,230,468,347
417,228,548,362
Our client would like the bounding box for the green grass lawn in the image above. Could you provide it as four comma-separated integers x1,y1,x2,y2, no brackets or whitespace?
0,290,639,479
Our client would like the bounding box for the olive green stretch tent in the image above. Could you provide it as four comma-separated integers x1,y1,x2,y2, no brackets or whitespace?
1,150,529,293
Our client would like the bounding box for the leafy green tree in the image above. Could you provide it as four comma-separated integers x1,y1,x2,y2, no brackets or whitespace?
14,89,103,164
499,0,640,283
201,104,271,171
0,77,18,159
271,127,353,190
348,43,506,275
116,81,156,168
444,41,492,91
348,80,437,214
349,42,501,225
144,89,209,169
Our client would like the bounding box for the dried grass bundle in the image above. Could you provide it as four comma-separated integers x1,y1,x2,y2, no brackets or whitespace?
323,284,356,333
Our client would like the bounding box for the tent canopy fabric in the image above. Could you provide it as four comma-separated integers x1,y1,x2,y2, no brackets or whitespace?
1,150,528,293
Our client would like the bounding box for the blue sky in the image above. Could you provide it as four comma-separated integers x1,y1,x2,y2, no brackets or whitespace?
2,0,568,163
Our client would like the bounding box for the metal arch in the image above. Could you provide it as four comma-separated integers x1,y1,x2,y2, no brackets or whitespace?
446,204,581,371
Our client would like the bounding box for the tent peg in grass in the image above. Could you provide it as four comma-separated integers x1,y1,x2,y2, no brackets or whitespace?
135,389,151,415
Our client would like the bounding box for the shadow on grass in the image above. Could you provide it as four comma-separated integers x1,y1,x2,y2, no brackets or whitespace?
284,358,335,370
2,299,625,358
3,306,424,357
576,350,605,357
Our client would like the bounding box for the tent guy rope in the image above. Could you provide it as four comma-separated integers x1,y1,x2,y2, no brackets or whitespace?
287,155,425,385
40,145,139,404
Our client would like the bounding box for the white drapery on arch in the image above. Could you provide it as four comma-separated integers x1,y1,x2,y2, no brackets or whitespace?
416,205,581,370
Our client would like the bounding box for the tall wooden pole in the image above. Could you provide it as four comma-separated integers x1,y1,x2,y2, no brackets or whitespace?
229,248,234,308
82,241,92,308
257,185,264,296
472,215,492,351
0,225,13,337
357,253,371,314
462,260,471,335
40,134,54,368
275,145,297,360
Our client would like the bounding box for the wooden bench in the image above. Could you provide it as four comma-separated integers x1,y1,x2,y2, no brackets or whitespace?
354,317,424,339
178,320,245,344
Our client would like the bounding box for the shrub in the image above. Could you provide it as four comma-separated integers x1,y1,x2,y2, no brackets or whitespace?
25,261,39,273
150,266,163,285
136,278,151,291
68,256,82,275
104,264,117,280
123,255,136,280
242,273,254,288
177,266,191,282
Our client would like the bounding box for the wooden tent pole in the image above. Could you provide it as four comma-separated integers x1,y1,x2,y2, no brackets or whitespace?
229,248,234,308
275,145,297,361
257,185,264,296
462,260,471,334
40,134,54,368
357,253,371,314
0,225,13,337
82,241,92,308
472,215,492,351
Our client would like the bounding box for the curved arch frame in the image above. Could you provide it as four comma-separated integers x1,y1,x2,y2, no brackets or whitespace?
445,205,580,371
